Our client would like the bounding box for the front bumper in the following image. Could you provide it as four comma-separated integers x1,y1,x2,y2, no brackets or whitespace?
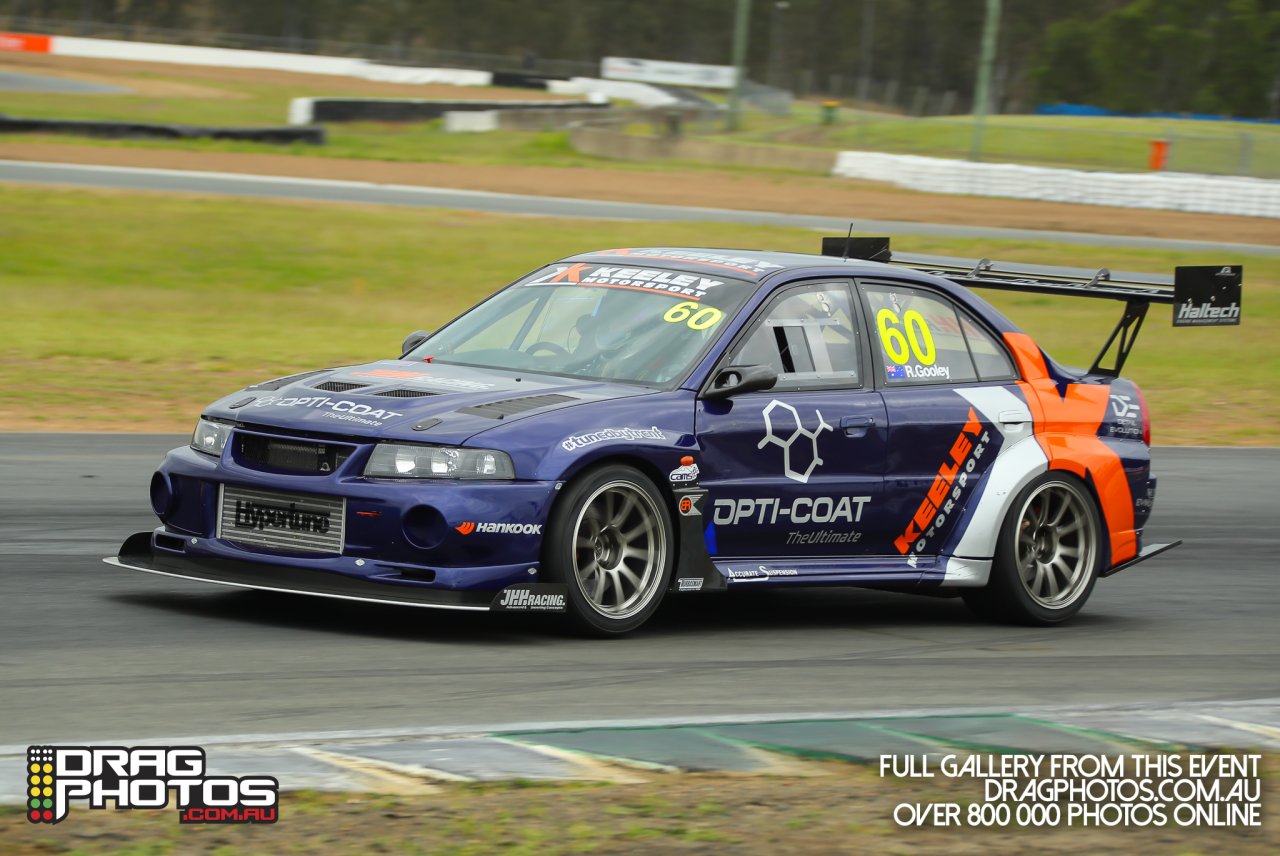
151,442,557,592
107,531,498,610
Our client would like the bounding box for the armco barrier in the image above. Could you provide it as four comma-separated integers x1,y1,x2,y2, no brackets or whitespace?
568,121,837,173
832,150,1280,218
0,116,324,145
290,97,607,125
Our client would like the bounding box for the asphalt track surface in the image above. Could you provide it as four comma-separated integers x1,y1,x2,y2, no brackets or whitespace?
0,71,126,94
3,159,1279,257
1,435,1276,745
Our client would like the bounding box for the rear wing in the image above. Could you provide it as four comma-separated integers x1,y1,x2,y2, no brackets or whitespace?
821,236,1243,377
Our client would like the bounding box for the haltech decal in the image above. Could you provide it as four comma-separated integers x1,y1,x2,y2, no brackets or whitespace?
894,408,990,561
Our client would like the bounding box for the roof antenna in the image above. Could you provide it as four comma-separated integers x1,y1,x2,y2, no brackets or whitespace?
841,222,854,261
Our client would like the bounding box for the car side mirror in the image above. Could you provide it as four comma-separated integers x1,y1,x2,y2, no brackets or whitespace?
401,330,432,356
703,364,778,400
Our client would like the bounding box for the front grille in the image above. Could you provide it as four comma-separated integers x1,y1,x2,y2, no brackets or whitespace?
314,380,369,393
218,485,345,554
234,433,353,475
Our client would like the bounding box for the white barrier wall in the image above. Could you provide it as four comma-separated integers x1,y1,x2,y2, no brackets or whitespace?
49,36,493,87
548,78,679,107
832,151,1280,218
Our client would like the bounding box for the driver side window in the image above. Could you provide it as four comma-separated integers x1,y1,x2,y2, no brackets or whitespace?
728,282,862,390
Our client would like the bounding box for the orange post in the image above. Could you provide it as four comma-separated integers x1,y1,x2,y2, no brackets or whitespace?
1148,139,1170,171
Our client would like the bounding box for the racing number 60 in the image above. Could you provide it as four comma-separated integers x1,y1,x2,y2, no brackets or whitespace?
876,308,936,365
664,301,723,331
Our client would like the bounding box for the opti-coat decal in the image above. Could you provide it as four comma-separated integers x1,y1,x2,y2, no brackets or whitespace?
250,396,403,426
1005,332,1138,564
713,495,870,526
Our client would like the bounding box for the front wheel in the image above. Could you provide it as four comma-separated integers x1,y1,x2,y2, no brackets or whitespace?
544,465,673,635
962,473,1104,626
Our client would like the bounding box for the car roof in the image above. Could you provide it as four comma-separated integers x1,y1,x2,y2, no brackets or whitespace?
560,246,1021,335
563,246,901,282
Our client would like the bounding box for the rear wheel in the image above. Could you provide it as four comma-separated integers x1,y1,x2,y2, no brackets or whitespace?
962,473,1103,625
544,465,673,635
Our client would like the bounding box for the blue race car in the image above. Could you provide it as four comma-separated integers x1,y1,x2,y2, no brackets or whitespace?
107,240,1241,634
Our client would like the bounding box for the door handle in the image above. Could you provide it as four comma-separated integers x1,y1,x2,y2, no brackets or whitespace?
839,415,876,437
998,409,1032,426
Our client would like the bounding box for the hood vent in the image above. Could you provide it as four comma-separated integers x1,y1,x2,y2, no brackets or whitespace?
314,380,370,393
376,388,438,398
247,369,328,392
458,393,578,420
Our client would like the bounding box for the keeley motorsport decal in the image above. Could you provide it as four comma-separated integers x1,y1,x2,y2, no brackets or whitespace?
527,263,724,300
250,395,403,426
561,426,666,452
713,495,871,526
598,248,785,278
894,407,991,563
23,745,277,825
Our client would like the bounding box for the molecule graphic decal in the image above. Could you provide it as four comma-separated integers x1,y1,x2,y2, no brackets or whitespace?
757,400,832,483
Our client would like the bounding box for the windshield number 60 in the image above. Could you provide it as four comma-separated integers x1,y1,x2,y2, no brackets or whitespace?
664,301,723,331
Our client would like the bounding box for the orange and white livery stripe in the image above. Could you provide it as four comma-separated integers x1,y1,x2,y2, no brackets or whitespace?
1004,332,1138,565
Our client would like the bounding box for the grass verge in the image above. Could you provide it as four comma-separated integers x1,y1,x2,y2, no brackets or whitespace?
1,759,1275,855
2,184,1276,442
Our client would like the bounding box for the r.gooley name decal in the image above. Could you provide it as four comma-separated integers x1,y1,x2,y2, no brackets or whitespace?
894,407,990,562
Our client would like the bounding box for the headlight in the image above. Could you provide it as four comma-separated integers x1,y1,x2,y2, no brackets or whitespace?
365,444,515,480
191,418,232,456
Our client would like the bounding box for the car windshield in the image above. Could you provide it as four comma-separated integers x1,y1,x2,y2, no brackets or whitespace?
408,264,756,384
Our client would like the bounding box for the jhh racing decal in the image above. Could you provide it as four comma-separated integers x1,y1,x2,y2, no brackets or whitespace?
490,584,567,612
758,400,832,484
894,407,991,565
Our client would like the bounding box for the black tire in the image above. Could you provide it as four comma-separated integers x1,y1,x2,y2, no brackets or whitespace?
962,472,1104,626
543,464,674,636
